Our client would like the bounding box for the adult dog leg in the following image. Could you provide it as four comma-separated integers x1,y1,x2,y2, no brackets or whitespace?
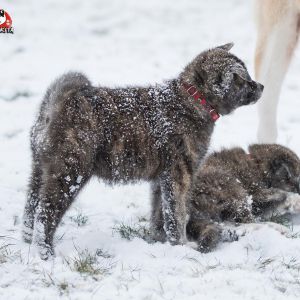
255,1,299,142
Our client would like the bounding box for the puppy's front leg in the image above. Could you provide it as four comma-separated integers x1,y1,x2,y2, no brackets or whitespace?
252,187,290,218
253,187,288,206
150,181,166,242
159,169,189,245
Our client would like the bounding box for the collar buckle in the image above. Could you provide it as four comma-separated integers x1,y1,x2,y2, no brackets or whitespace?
186,86,198,97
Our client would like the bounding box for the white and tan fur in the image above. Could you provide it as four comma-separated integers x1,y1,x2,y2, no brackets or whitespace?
255,0,300,143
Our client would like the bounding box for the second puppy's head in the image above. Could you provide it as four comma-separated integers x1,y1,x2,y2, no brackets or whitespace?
249,144,300,194
181,43,264,115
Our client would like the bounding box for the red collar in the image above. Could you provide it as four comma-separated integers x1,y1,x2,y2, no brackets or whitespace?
182,83,220,121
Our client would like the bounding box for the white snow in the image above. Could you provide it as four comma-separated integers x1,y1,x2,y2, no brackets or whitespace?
76,176,83,184
1,0,300,299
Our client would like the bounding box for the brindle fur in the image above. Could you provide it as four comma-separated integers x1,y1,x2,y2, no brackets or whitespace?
186,144,300,252
23,43,263,259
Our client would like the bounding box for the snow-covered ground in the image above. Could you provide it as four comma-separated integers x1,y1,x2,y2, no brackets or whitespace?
1,0,300,299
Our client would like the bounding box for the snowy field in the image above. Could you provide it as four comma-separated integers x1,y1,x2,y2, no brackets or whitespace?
1,0,300,299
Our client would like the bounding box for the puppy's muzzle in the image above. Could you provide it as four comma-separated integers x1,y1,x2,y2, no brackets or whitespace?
246,81,264,105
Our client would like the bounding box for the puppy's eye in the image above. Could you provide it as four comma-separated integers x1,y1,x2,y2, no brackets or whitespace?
275,163,292,181
216,74,223,85
233,73,245,85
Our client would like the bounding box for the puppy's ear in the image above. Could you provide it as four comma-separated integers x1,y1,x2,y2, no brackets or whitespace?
217,43,234,52
232,65,252,82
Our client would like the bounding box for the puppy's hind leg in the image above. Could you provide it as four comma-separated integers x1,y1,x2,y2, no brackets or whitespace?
186,218,224,253
255,1,299,142
34,154,93,260
23,160,42,243
280,192,300,214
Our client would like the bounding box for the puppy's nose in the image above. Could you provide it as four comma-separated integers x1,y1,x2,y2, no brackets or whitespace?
254,82,264,100
258,83,264,92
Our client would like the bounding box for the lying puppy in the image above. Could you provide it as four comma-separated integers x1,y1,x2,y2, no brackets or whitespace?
187,144,300,252
23,43,263,259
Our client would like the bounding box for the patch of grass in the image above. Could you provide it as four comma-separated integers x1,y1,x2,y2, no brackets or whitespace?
65,247,114,277
257,257,276,270
69,211,89,227
281,257,300,271
95,248,113,259
137,216,148,222
42,274,70,296
0,243,20,264
270,256,300,292
57,281,69,295
287,231,300,239
0,244,10,264
113,222,152,242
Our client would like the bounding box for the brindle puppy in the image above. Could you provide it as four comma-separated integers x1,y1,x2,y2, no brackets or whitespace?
23,43,263,259
187,144,300,252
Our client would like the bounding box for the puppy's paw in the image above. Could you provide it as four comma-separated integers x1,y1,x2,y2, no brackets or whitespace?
266,190,288,203
197,225,222,253
221,228,239,243
233,222,290,237
37,243,55,260
150,228,167,243
186,241,198,250
281,193,300,214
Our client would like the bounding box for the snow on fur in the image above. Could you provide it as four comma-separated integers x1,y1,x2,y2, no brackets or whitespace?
0,0,300,299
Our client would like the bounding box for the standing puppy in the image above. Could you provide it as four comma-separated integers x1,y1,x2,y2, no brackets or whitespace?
23,43,263,259
187,144,300,252
255,0,300,142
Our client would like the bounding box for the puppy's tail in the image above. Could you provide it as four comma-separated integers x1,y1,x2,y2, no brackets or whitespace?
44,71,91,106
41,71,91,119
